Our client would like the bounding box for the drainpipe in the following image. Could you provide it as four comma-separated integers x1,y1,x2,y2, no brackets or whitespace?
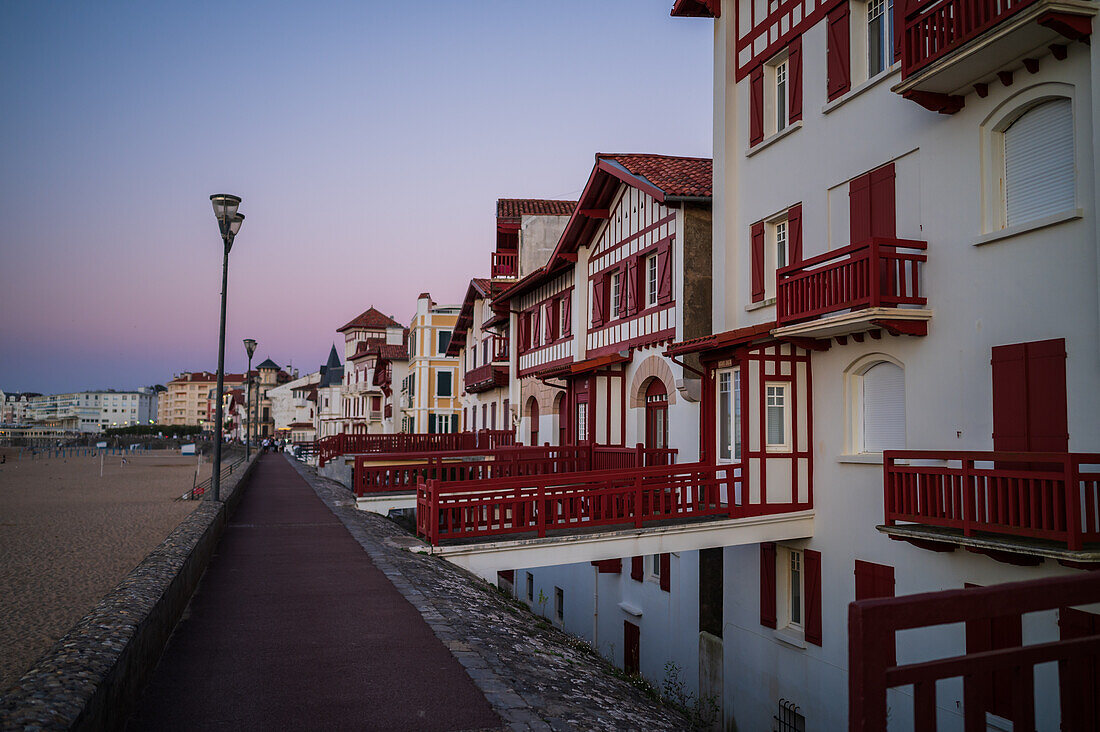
593,564,599,652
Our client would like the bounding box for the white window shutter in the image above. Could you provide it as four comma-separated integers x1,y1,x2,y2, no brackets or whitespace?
863,362,905,452
1005,98,1075,227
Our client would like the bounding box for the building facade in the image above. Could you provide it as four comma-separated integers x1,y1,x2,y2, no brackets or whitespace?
159,372,246,429
400,293,461,433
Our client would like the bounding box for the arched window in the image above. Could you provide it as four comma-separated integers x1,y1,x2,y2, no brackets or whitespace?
1003,98,1074,227
860,361,905,453
527,397,539,446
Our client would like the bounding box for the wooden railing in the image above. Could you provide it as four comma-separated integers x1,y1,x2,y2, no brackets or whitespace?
850,572,1100,731
902,0,1039,78
354,444,677,497
776,237,927,326
491,251,518,279
884,450,1100,550
416,461,810,545
490,334,509,362
464,363,507,392
316,429,516,466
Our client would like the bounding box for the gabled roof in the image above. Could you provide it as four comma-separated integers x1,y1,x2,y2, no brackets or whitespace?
447,278,502,356
670,0,720,17
337,306,403,333
497,199,576,220
349,330,410,362
257,358,281,370
497,153,713,302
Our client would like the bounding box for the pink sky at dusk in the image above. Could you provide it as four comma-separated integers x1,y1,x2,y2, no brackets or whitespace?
0,1,712,393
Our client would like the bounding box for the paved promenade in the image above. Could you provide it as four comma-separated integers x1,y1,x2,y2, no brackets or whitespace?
127,454,501,732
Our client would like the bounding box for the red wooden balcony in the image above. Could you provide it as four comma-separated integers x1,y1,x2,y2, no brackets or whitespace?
464,363,508,393
884,450,1100,551
354,444,677,496
491,251,518,279
316,428,516,466
415,461,811,545
489,333,509,362
850,572,1100,731
895,0,1095,111
775,237,929,339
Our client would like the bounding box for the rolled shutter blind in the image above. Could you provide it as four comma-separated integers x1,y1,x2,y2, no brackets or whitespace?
863,362,905,452
1005,98,1074,227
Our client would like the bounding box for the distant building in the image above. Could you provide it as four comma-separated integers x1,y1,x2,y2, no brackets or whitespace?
401,293,461,433
1,392,41,424
336,307,405,434
315,345,344,439
269,370,321,442
19,389,159,432
160,372,246,429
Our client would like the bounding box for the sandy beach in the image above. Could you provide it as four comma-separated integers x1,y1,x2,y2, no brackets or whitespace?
0,447,215,690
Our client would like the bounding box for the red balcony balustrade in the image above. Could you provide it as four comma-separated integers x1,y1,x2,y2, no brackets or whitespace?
902,0,1039,78
316,428,516,466
884,450,1100,550
849,572,1100,731
776,237,927,327
491,251,518,279
490,334,509,362
415,461,810,545
354,444,677,496
464,363,508,393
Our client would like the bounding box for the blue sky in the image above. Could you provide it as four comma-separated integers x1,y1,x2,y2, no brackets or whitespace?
0,1,712,393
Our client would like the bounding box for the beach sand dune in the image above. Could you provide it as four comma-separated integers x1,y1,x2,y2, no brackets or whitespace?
0,448,215,689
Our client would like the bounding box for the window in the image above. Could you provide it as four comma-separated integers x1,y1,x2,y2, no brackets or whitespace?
788,550,803,629
554,586,564,622
867,0,894,77
860,361,905,452
717,369,741,462
575,402,587,443
609,271,621,320
436,370,453,398
559,296,569,336
775,58,789,132
1004,98,1075,227
752,39,802,145
645,253,659,308
765,383,789,451
437,330,451,354
526,572,534,601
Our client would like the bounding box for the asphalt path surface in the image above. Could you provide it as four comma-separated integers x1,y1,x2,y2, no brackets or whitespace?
128,453,501,731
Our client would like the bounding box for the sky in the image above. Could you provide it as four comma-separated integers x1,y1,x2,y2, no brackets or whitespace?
0,1,713,394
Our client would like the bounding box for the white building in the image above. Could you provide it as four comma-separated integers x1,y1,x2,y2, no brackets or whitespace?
23,389,158,432
268,370,320,441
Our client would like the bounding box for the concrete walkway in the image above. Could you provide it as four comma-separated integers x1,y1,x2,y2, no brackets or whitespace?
128,454,501,732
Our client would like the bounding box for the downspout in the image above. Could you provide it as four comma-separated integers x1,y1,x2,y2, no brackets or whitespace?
667,352,706,379
593,564,599,652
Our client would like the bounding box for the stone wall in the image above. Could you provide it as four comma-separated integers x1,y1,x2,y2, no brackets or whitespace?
0,454,261,731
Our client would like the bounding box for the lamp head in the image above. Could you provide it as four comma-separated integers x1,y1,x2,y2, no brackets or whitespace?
209,194,242,222
243,338,257,358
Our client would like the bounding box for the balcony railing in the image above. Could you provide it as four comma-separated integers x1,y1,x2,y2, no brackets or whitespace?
416,461,810,545
902,0,1038,78
776,237,927,327
884,450,1100,550
491,251,518,279
354,444,677,496
464,363,508,393
316,428,516,466
849,571,1100,731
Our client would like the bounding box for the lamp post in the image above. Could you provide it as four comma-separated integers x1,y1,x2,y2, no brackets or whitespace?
209,194,245,502
243,338,257,460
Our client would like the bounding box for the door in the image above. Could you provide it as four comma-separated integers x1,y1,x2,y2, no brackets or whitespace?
644,379,669,452
624,621,640,676
528,398,539,445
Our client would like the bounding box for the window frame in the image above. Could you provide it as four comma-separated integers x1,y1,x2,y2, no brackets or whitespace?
609,270,621,321
763,50,791,138
765,381,792,453
436,370,453,398
437,330,451,355
645,253,659,309
866,0,894,79
716,367,742,463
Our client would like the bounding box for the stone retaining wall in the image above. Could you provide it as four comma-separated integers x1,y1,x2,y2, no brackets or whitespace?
0,453,261,731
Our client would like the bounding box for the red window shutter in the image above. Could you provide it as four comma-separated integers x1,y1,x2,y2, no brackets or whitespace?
869,163,896,239
631,556,644,581
1025,338,1068,452
751,221,766,302
760,542,777,628
660,553,670,592
855,560,894,662
804,549,822,646
827,3,851,101
531,307,540,347
498,569,514,583
591,558,622,574
562,293,571,335
549,299,559,341
625,258,639,315
991,343,1030,452
517,313,528,353
592,276,605,327
657,245,673,304
787,204,803,264
750,66,764,145
788,36,803,123
849,172,872,244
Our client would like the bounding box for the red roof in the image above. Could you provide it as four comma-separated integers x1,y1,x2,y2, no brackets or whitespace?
665,322,776,356
349,330,410,361
670,0,719,17
601,154,712,199
497,199,576,220
337,307,403,333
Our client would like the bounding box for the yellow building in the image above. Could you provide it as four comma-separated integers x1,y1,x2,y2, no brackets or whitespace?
159,371,245,428
399,293,460,433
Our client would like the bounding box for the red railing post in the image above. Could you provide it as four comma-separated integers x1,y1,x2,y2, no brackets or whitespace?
868,238,882,307
1065,453,1082,551
962,455,974,537
537,482,547,538
883,453,894,525
634,475,644,528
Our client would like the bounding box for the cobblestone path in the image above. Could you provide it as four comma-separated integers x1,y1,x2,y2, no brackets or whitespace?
127,454,502,732
288,457,692,732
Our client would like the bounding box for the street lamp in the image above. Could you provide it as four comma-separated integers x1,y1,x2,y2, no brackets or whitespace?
243,338,257,459
209,193,245,502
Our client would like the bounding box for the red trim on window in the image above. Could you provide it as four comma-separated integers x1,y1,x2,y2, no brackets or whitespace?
869,163,896,238
750,66,765,145
805,549,822,646
751,221,766,302
827,3,851,100
760,542,777,628
788,36,803,122
657,244,673,305
787,204,803,264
